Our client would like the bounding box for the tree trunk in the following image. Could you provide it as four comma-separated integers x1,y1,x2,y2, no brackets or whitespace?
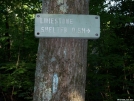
33,0,89,101
5,13,10,61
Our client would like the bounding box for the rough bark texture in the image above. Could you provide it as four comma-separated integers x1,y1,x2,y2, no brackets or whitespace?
33,0,89,101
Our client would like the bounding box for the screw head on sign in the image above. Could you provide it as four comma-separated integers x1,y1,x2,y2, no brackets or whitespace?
37,32,40,35
95,16,98,19
95,33,98,36
37,15,40,17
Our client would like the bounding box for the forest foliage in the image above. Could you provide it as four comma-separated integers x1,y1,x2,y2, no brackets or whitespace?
86,0,134,100
0,0,134,101
0,0,40,100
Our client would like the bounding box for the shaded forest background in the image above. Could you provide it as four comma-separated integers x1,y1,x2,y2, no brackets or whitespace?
0,0,134,101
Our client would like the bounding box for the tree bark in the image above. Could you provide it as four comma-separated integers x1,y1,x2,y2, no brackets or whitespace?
33,0,89,101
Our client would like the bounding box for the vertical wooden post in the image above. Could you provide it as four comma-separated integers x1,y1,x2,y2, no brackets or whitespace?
33,0,89,101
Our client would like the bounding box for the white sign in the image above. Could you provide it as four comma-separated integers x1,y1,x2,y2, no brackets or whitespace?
35,14,100,39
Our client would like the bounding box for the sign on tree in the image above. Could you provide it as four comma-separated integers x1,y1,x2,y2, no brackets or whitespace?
35,14,100,39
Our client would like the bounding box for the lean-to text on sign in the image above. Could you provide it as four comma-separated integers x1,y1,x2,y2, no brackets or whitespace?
35,14,100,39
